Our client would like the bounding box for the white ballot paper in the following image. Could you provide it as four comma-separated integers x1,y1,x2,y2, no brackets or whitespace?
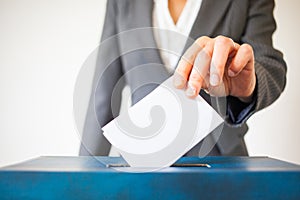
102,77,223,168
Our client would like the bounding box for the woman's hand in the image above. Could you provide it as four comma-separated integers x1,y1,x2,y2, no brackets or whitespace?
173,35,256,103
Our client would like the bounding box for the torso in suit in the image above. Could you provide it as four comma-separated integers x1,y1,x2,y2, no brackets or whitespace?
79,0,287,156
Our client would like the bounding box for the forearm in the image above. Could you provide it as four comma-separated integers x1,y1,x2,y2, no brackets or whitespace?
226,0,287,125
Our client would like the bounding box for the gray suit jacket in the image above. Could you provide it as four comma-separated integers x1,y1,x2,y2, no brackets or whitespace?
79,0,287,156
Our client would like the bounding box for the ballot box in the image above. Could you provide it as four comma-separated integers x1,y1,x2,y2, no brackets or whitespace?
1,156,300,200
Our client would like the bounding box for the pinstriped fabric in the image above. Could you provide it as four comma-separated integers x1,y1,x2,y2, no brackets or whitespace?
255,52,287,112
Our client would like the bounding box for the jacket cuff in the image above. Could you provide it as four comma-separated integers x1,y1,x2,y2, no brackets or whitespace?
226,80,258,126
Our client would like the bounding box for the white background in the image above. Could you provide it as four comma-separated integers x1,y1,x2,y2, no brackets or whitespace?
0,0,299,167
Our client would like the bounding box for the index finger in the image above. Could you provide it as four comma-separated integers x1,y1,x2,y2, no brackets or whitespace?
173,36,210,89
210,36,238,86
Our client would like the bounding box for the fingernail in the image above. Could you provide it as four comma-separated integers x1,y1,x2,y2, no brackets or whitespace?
173,75,185,88
228,69,235,77
186,85,196,97
210,74,220,86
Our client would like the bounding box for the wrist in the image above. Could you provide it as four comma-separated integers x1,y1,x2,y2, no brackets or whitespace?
238,73,256,103
238,94,254,103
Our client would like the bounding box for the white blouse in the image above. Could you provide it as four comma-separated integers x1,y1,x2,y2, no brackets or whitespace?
152,0,202,72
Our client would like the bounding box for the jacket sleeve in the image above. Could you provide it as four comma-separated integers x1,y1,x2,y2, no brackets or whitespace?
79,0,124,155
226,0,287,125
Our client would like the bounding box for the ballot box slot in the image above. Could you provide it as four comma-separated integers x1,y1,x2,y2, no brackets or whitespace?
106,163,211,168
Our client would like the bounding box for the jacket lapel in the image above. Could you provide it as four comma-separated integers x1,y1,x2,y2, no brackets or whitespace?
189,0,232,39
128,0,164,65
126,0,232,74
